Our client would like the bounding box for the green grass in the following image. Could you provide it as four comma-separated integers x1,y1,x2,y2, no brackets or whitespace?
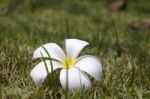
0,0,150,98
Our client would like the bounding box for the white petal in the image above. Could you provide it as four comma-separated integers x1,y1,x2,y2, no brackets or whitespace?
33,43,66,61
65,39,89,59
60,67,91,91
30,60,62,86
75,55,102,80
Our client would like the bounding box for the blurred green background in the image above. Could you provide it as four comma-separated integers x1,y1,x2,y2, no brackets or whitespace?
0,0,150,98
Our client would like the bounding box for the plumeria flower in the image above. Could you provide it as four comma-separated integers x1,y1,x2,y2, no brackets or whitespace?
30,39,102,91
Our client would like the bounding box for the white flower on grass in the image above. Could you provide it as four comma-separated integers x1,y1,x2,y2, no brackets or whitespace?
30,39,102,91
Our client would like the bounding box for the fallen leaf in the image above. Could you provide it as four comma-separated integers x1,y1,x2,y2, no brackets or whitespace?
130,19,150,30
110,0,126,11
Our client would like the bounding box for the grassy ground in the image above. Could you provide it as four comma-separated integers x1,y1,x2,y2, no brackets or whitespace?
0,0,150,98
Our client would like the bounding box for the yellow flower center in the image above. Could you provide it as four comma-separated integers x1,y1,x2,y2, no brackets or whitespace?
61,56,75,69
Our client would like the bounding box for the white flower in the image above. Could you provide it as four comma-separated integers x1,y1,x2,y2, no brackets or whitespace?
30,39,102,91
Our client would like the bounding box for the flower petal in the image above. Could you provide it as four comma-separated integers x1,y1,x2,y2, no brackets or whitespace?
65,39,89,59
33,43,66,61
30,60,62,86
60,67,91,91
75,55,102,80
